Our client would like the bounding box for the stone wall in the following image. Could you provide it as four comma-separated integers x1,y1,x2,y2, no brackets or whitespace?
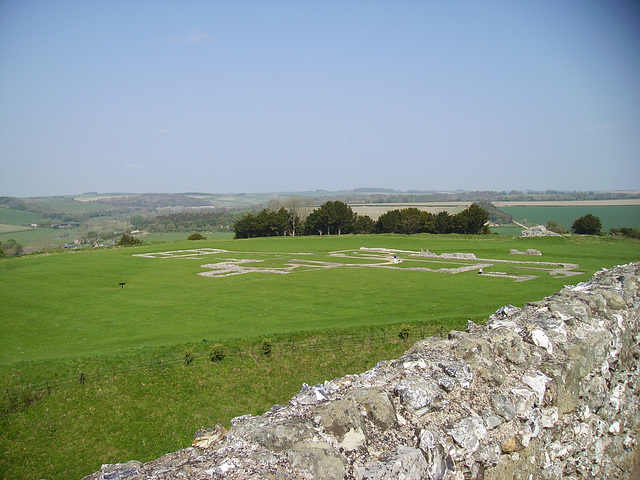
83,262,640,480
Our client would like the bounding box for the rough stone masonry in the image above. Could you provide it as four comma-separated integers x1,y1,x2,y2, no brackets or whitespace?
83,262,640,480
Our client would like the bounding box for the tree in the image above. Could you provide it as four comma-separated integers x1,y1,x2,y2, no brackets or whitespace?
450,204,489,234
353,214,376,234
434,211,451,234
571,214,602,235
130,214,144,229
304,201,354,235
116,233,142,245
376,209,401,233
233,212,257,239
397,208,434,234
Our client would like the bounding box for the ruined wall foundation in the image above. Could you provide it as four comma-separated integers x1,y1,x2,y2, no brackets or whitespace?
84,262,640,480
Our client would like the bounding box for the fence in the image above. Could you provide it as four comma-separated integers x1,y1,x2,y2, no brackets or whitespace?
2,323,450,414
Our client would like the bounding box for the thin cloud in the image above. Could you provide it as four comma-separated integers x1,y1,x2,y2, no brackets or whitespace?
157,129,171,135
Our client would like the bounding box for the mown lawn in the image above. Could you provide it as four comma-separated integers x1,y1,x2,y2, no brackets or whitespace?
0,233,638,479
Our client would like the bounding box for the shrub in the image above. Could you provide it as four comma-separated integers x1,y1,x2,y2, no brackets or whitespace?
188,233,207,240
546,220,567,234
209,344,225,362
610,227,640,239
571,214,602,235
398,324,413,341
261,338,272,357
183,349,194,365
116,233,142,245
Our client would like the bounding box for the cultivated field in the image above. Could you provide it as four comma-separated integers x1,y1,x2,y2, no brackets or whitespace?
1,233,639,479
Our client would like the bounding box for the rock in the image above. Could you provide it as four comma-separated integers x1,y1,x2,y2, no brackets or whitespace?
419,429,455,480
314,398,367,450
449,417,487,452
229,416,314,452
490,393,517,422
192,423,226,449
97,461,143,480
521,372,551,406
354,446,429,480
345,387,397,430
438,361,474,388
394,376,445,415
290,382,329,405
288,441,346,479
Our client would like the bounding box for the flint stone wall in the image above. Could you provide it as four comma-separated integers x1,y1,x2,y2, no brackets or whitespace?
84,262,640,480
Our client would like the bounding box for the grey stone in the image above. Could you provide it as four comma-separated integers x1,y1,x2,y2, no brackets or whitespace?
491,392,517,421
448,416,487,452
345,387,397,430
99,461,143,480
394,376,445,415
229,416,314,452
438,361,474,388
354,446,429,480
314,398,366,450
287,441,346,479
419,429,455,480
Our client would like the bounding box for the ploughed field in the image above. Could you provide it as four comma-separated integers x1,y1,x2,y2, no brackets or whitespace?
1,233,639,480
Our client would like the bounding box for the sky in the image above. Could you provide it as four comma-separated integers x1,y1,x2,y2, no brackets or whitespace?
1,0,639,197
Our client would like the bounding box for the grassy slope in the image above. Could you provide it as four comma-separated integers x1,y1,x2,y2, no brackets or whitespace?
1,234,639,480
0,207,42,226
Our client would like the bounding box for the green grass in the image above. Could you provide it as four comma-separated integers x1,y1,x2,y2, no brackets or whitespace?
501,205,640,230
0,207,42,226
0,233,639,479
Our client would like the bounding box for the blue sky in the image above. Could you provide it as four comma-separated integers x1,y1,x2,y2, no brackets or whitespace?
1,0,638,197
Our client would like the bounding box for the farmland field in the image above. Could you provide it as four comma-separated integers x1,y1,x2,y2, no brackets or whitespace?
1,233,639,479
501,205,640,230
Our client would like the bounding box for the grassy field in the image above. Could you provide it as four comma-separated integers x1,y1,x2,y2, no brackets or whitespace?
1,233,639,479
0,207,43,226
501,205,640,230
5,234,638,366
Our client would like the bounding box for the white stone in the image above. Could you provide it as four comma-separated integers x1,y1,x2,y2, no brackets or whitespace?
531,329,553,354
521,371,551,406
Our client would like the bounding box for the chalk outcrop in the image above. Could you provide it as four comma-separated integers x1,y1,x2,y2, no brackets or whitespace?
83,262,640,480
519,225,562,237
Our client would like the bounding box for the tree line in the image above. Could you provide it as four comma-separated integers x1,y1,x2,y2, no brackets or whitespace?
233,201,490,239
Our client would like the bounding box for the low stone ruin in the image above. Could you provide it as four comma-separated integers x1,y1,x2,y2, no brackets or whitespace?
83,262,640,480
509,249,542,256
519,225,562,237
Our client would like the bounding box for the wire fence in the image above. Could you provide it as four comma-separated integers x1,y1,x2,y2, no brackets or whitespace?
2,323,450,414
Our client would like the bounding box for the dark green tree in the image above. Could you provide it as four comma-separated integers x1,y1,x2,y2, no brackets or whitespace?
450,204,489,234
116,233,142,245
376,209,401,233
434,211,451,234
233,212,258,239
304,201,354,235
571,214,602,235
353,214,376,234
